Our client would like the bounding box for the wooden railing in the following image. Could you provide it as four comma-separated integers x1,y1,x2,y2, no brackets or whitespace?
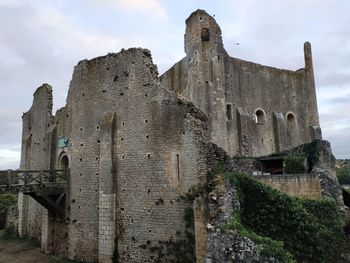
0,169,69,194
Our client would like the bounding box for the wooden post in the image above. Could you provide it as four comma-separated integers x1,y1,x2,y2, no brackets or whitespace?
24,172,28,186
40,170,43,187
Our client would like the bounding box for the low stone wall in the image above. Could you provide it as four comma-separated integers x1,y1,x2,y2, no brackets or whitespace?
6,207,18,232
255,173,321,199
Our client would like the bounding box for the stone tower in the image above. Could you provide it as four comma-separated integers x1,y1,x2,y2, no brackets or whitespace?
161,9,322,157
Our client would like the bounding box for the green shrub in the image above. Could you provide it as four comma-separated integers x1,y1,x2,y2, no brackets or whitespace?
223,172,347,263
284,154,306,174
0,194,17,214
222,213,295,263
337,167,350,185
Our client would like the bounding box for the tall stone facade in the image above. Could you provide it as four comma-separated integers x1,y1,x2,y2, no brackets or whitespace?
18,9,324,263
19,48,210,262
161,9,321,157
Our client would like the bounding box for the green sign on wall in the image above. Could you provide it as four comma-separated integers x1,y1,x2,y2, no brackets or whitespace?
58,138,69,148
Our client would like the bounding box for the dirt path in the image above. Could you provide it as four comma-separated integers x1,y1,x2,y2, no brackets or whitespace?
0,236,48,263
0,231,79,263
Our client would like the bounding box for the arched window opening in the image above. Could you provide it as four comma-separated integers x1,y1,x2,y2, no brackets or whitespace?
255,110,265,125
287,113,296,126
60,155,69,171
201,28,210,41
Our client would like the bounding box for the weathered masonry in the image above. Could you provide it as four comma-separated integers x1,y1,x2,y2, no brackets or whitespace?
18,49,211,262
161,9,321,157
12,9,325,263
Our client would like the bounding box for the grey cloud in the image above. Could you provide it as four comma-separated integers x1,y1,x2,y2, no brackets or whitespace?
322,95,350,106
0,0,349,167
316,72,350,88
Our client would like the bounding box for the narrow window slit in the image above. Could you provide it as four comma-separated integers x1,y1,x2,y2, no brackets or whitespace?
176,154,180,181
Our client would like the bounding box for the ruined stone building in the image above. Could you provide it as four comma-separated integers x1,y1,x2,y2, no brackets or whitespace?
17,9,323,263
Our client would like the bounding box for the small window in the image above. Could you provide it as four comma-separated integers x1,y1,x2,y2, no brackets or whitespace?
201,28,210,41
226,104,232,120
287,113,296,126
176,154,180,181
255,110,265,124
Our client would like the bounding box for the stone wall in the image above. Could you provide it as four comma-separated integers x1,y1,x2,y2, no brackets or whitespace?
255,174,321,199
16,48,210,262
161,9,321,157
204,157,279,263
16,9,328,263
18,84,53,241
5,207,18,232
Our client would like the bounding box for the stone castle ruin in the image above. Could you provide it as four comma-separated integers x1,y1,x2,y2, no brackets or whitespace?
3,9,333,263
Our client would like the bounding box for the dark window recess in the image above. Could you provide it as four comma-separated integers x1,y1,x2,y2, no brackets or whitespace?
201,28,210,41
287,113,296,126
226,104,232,120
255,110,265,124
61,155,69,170
260,158,284,174
176,154,180,180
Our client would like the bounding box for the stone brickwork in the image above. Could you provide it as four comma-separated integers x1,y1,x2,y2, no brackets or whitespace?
255,174,321,199
16,9,328,263
4,207,18,233
194,197,208,263
161,9,321,157
19,47,210,262
19,84,53,242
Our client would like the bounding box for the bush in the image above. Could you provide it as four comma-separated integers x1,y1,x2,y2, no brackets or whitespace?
222,213,295,263
337,167,350,185
0,194,17,214
223,172,347,263
0,194,17,230
284,154,306,174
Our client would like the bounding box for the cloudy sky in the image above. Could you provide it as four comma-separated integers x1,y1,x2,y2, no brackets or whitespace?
0,0,349,169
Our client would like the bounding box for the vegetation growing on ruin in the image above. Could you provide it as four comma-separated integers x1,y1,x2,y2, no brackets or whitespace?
223,171,347,263
0,194,17,214
337,161,350,185
0,194,17,230
284,153,306,174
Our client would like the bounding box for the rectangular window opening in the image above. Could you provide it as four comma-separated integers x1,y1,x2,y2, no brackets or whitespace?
226,104,232,120
176,154,180,181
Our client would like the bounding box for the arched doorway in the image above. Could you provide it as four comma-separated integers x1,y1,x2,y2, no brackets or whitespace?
58,153,69,181
60,155,69,171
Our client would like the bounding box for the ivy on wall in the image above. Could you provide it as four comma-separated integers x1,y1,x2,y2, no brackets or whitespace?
222,171,347,263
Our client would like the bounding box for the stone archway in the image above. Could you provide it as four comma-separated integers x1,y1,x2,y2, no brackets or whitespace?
59,153,69,171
